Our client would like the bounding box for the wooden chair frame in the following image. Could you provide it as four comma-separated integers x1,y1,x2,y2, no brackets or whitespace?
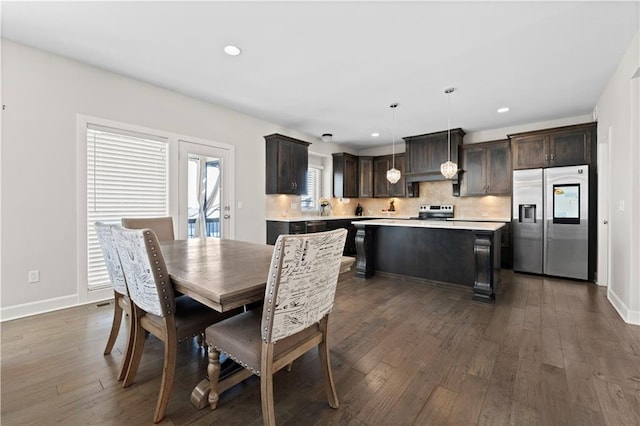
205,229,347,425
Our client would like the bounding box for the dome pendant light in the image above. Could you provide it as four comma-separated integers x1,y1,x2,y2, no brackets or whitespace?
386,103,401,184
441,87,458,179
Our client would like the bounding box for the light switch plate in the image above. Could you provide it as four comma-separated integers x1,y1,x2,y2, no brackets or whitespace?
28,270,40,283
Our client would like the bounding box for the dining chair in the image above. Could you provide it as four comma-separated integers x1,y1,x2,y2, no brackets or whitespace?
112,226,239,423
121,216,175,241
204,228,348,426
95,222,134,381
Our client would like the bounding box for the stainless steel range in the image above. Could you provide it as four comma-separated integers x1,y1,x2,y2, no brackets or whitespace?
411,204,454,220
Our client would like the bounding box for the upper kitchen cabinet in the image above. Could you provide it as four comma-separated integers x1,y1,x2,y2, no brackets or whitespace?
333,153,359,198
403,129,465,182
510,123,596,170
358,156,374,198
373,154,406,197
460,140,511,196
265,134,310,195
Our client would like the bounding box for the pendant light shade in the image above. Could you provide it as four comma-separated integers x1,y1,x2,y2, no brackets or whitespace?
440,160,458,179
441,88,458,179
386,168,401,184
387,103,401,184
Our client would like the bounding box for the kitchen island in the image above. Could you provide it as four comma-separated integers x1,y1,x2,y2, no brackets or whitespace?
352,219,506,303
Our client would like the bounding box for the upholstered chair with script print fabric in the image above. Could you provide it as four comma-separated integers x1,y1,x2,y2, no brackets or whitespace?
205,228,348,426
95,222,134,381
112,226,238,424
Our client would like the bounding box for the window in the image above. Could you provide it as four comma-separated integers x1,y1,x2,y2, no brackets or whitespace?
86,124,169,290
301,165,323,211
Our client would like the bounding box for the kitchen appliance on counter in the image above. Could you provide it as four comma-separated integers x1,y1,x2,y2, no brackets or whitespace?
512,165,589,280
411,204,454,220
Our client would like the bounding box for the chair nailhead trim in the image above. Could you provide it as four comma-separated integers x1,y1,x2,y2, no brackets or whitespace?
212,346,260,376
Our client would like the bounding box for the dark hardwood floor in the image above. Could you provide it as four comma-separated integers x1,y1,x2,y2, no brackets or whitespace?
2,271,640,425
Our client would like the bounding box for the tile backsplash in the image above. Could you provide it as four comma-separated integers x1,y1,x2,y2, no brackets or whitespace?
266,180,511,219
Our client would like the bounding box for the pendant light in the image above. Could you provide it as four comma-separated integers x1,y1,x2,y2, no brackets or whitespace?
386,103,401,184
440,87,458,179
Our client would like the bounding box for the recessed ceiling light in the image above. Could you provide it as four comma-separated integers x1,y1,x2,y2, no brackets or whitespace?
371,132,380,137
497,107,510,113
224,45,241,56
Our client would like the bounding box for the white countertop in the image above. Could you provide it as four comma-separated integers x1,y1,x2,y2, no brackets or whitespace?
448,217,511,223
352,218,506,231
266,214,411,222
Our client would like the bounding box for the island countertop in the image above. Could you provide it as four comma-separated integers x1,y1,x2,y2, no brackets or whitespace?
266,214,411,222
352,218,506,232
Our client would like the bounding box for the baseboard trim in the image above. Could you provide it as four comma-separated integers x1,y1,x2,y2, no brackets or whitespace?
607,288,640,325
0,289,112,322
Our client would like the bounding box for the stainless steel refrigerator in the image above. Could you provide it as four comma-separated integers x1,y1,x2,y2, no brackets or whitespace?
512,165,589,280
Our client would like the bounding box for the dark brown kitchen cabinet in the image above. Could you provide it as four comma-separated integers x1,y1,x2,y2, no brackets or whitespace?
509,123,595,170
266,221,306,245
358,156,374,198
326,219,357,255
373,154,406,197
460,140,511,196
265,134,310,195
332,153,359,198
403,128,465,182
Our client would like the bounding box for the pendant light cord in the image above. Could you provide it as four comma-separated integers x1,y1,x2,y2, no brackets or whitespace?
447,90,451,161
391,103,397,169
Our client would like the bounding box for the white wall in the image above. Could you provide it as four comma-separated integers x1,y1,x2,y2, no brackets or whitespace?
596,31,640,324
0,40,348,319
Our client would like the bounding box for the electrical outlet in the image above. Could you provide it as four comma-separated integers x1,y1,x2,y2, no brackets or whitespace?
28,270,40,283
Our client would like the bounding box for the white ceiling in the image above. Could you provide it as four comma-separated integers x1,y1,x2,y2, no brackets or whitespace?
2,1,638,149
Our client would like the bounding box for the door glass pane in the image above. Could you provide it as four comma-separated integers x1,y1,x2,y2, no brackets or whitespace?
187,155,221,238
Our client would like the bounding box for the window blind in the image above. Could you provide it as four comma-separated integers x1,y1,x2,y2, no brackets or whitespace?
86,124,169,290
301,166,322,210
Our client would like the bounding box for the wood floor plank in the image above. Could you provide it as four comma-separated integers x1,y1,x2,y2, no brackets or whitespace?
2,271,639,425
412,385,458,426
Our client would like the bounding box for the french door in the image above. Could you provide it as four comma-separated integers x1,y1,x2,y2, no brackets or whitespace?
178,140,234,239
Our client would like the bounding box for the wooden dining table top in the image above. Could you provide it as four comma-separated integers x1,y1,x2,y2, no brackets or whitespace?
160,237,355,313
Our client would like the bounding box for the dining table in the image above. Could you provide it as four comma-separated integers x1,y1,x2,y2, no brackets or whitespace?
159,237,355,409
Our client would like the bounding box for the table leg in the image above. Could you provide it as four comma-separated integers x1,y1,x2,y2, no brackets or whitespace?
190,378,211,409
190,355,248,409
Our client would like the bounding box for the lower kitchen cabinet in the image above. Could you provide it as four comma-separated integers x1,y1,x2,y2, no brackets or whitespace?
501,222,512,269
266,221,305,245
266,219,356,255
326,219,357,255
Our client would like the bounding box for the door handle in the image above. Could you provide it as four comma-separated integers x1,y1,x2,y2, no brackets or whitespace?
223,214,231,219
603,220,608,224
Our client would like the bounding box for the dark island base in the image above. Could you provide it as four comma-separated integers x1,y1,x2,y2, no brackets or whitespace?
354,223,501,303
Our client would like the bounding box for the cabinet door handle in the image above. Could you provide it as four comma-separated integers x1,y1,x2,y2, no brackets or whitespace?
550,153,554,161
545,154,548,161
